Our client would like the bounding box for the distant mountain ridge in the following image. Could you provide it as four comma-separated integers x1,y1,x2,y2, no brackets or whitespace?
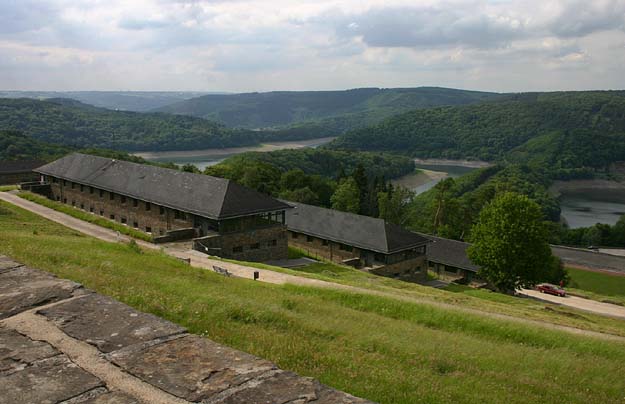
153,87,502,132
0,98,321,152
0,91,222,112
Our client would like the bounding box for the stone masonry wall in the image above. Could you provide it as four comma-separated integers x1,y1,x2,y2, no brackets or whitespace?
288,231,362,265
288,231,427,281
48,178,193,236
195,225,288,262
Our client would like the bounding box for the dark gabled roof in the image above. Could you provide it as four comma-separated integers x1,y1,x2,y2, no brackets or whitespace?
0,160,46,174
35,153,291,220
284,201,430,254
420,233,480,272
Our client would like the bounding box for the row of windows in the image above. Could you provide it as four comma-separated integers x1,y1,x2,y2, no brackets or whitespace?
231,239,278,254
55,178,187,218
59,195,166,235
291,232,352,251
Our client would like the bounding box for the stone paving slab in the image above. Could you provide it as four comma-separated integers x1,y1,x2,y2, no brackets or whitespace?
0,355,104,404
39,293,187,353
108,334,371,403
108,334,277,402
60,388,140,404
0,327,59,373
0,265,83,319
0,256,22,272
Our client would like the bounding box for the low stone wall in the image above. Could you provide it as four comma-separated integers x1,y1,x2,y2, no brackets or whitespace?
0,255,373,404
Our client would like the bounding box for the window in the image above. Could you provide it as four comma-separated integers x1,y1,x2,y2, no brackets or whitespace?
306,235,313,242
121,195,127,204
71,200,75,206
322,239,329,246
145,226,152,233
80,184,84,192
99,210,104,216
56,196,60,201
233,246,243,253
63,198,67,204
71,182,75,189
99,189,104,198
159,206,165,215
339,244,353,252
291,232,299,239
110,214,115,220
89,206,94,213
132,198,138,207
80,203,84,210
89,187,94,194
63,180,67,186
52,177,58,184
110,192,115,201
145,202,151,211
133,221,138,228
174,210,185,220
121,217,127,224
250,243,260,250
269,239,277,247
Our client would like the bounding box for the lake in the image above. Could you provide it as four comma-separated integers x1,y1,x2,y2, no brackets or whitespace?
558,190,625,229
392,161,480,195
135,137,336,171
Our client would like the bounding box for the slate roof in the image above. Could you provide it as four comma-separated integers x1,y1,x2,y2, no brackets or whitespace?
421,234,480,272
0,160,46,174
35,153,291,220
284,201,430,254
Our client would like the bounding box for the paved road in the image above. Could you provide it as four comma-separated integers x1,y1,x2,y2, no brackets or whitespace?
552,246,625,275
519,289,625,319
2,191,624,342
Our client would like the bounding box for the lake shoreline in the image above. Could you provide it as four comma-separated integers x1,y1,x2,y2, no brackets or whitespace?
391,169,448,190
413,158,492,169
134,136,337,160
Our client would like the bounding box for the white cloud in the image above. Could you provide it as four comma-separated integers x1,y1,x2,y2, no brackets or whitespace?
0,0,623,91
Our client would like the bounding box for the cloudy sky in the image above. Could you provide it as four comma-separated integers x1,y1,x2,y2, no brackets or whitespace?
1,0,624,92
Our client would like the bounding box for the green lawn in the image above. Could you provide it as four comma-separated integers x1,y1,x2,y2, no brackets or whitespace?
567,268,625,306
0,185,18,192
1,200,625,403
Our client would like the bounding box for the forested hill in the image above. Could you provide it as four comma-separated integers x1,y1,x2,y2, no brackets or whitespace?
0,98,321,152
330,91,625,172
153,87,501,132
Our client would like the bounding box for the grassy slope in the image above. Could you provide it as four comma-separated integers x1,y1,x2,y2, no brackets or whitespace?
1,201,625,403
567,268,625,306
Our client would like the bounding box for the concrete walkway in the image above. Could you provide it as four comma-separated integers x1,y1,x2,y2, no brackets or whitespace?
1,191,624,342
518,288,625,320
0,256,371,404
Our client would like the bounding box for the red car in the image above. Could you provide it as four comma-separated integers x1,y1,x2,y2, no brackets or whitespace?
536,283,566,297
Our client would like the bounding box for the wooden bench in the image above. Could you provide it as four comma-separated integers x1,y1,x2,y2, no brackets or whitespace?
212,265,231,277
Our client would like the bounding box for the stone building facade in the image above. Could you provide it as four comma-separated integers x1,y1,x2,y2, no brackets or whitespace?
35,153,292,262
285,202,430,282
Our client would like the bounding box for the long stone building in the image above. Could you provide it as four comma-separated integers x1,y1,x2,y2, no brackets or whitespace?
285,201,430,281
34,153,292,262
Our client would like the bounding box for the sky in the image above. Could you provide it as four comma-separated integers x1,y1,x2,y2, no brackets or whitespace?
1,0,624,93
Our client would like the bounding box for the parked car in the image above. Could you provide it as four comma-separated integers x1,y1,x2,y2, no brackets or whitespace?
536,283,566,297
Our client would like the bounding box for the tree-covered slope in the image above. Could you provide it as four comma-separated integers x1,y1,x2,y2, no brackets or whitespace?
331,91,625,165
0,98,321,152
153,87,501,131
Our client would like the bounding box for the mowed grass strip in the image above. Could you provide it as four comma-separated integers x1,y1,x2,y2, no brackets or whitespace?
1,201,625,403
